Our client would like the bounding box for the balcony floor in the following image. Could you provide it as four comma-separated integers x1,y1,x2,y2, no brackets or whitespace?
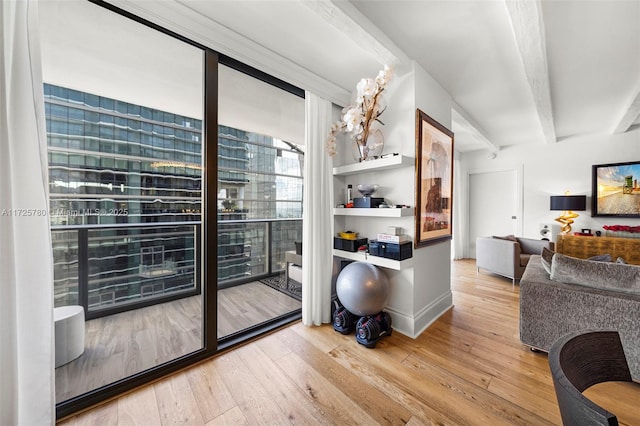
55,280,301,403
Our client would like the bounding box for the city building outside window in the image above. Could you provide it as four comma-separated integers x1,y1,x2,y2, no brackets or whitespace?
45,84,303,311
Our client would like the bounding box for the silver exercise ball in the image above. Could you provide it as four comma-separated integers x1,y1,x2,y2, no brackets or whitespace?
336,262,390,316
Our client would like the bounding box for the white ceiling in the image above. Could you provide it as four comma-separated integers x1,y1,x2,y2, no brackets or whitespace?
107,0,640,153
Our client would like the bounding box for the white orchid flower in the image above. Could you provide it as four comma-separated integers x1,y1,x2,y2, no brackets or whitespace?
383,64,393,82
356,78,378,100
376,65,392,85
343,107,363,134
326,135,337,157
325,65,393,157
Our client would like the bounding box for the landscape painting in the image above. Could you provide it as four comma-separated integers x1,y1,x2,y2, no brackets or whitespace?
592,160,640,217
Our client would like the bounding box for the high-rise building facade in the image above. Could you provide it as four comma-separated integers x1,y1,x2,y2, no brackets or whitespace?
45,84,303,313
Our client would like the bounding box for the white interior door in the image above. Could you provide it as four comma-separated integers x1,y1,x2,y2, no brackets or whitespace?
468,169,519,258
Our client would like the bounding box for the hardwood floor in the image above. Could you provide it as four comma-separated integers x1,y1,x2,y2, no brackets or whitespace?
56,281,301,403
57,260,640,425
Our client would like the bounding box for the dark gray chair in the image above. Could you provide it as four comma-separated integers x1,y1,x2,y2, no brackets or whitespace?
548,330,633,426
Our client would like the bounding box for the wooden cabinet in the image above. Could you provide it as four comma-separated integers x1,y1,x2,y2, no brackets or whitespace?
556,235,640,265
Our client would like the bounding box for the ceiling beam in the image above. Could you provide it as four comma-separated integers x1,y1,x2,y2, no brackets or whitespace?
452,106,499,154
301,0,411,71
612,89,640,133
504,0,556,144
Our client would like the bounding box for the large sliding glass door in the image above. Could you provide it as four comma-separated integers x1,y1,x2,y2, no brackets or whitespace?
41,0,306,418
40,0,207,414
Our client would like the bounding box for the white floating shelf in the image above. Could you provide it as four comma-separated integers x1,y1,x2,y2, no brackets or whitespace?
332,249,413,271
333,207,414,217
333,155,415,176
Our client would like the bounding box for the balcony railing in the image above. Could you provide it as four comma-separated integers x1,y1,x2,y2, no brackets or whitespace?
52,218,302,320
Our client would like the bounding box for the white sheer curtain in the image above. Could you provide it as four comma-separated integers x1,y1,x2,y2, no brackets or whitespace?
0,1,55,424
302,92,334,325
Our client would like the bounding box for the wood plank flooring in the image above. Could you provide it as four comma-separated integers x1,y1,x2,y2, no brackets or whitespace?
58,260,640,425
56,281,301,403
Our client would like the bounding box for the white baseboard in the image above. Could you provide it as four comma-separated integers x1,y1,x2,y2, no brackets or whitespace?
385,291,453,338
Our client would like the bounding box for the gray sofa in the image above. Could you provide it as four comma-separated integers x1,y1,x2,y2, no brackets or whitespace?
520,255,640,380
476,236,554,284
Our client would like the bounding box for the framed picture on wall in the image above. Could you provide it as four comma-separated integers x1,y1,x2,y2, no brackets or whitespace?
592,160,640,217
415,109,454,248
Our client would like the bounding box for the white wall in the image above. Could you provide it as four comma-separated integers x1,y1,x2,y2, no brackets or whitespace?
459,128,640,256
411,62,454,335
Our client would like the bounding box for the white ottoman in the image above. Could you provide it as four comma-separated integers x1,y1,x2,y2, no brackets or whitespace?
54,305,85,368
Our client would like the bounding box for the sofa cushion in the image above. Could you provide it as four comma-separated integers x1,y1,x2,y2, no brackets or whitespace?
541,247,554,274
550,253,640,294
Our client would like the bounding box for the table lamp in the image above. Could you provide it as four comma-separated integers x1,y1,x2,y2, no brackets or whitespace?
550,194,587,234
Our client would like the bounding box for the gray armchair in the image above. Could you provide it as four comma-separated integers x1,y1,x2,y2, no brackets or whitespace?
476,236,553,285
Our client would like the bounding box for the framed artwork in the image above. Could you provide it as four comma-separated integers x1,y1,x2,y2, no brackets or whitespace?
592,160,640,217
415,109,454,248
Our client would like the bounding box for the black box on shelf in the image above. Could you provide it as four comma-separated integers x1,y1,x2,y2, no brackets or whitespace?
384,241,412,260
353,197,384,208
368,240,381,256
371,241,412,260
334,237,368,252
